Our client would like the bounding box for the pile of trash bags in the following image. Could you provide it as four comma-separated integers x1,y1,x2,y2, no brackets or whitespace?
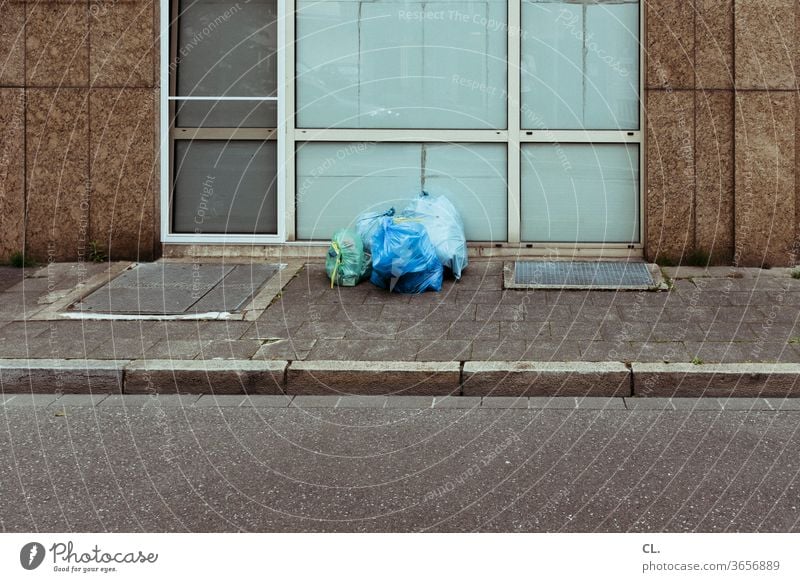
325,192,468,294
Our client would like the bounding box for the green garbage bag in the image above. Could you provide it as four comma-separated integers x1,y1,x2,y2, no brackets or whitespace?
325,228,371,287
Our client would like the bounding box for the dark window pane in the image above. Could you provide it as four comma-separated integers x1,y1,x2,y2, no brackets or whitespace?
176,0,278,97
173,140,278,234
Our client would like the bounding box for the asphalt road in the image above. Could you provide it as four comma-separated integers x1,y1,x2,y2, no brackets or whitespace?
1,396,799,532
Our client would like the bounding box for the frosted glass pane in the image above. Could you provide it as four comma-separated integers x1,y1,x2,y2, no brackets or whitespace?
296,0,507,129
521,144,639,243
584,3,639,129
173,141,278,234
520,2,583,129
296,142,507,240
175,100,277,128
176,0,277,97
521,0,639,130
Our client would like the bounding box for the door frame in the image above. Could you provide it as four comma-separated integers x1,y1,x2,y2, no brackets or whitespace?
159,0,286,244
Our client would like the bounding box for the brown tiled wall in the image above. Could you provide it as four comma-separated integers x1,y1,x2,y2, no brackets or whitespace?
1,1,799,265
647,0,800,267
0,0,157,262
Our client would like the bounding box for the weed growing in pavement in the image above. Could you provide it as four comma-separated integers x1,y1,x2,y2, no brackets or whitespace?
684,249,711,267
788,337,800,345
88,241,107,263
655,255,676,267
790,269,800,280
658,268,674,289
690,356,704,365
9,251,35,268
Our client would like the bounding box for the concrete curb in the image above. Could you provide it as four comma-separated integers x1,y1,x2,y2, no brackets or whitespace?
462,361,631,397
1,359,800,398
0,359,127,393
630,362,800,398
286,360,461,396
125,359,287,395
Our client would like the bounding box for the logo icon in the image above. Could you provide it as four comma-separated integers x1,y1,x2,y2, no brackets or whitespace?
20,542,45,570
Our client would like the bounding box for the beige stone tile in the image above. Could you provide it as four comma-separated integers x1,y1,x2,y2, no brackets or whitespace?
735,0,796,90
0,88,25,260
645,90,696,263
90,0,154,87
25,89,90,261
797,1,800,96
734,91,795,267
695,91,734,262
0,1,25,86
646,0,695,89
152,85,162,255
89,88,156,260
26,2,89,87
696,0,734,89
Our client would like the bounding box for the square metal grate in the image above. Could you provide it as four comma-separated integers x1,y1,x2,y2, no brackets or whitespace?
71,263,280,314
512,261,654,290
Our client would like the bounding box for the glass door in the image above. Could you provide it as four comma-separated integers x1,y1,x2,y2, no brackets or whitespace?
519,0,640,244
164,0,282,242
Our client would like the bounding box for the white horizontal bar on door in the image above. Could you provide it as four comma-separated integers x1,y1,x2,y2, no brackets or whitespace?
520,130,641,143
167,96,279,101
294,128,509,142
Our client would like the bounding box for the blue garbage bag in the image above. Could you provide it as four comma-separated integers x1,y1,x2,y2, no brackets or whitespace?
355,208,395,252
369,216,443,294
403,192,468,279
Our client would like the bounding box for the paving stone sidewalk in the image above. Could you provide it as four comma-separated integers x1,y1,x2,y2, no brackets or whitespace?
2,261,800,365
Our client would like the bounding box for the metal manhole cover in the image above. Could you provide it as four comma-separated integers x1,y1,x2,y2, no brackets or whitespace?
71,263,280,314
510,261,655,290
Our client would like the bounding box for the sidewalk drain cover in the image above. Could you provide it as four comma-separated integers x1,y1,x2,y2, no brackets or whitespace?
510,261,654,290
71,263,279,314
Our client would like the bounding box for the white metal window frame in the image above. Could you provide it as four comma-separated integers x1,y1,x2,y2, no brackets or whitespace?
161,0,644,250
